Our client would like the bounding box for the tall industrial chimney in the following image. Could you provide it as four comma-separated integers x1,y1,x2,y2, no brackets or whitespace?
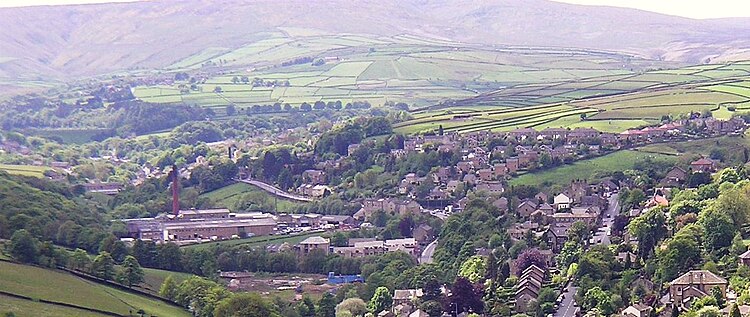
171,165,179,216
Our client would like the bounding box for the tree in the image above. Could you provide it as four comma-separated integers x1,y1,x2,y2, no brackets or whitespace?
317,293,336,317
156,243,183,271
628,208,667,258
226,105,236,116
712,286,726,308
336,298,367,317
367,287,392,314
120,255,144,287
213,86,223,93
444,277,484,314
420,300,443,317
514,248,547,275
567,221,590,244
458,256,487,283
71,248,91,271
160,275,179,300
582,287,614,315
214,293,281,317
92,251,115,280
297,296,316,317
699,208,735,253
730,303,742,317
8,229,39,264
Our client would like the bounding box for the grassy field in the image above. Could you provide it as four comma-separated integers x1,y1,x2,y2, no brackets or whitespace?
23,128,111,144
638,135,750,166
200,182,304,213
510,150,676,187
0,294,110,317
512,134,750,187
0,164,52,178
138,268,193,294
181,231,324,251
0,261,190,317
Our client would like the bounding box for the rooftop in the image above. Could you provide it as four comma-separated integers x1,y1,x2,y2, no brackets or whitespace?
299,236,330,245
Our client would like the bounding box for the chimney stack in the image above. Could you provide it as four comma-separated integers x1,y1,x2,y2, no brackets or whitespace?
171,165,179,216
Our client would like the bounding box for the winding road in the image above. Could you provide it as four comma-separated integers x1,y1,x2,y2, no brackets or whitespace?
237,179,313,202
419,239,438,264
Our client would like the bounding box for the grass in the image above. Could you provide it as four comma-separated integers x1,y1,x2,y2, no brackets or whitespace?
181,231,324,251
510,150,676,187
135,34,669,108
138,268,193,295
0,164,52,178
0,294,110,317
640,136,750,166
23,128,111,144
0,261,190,317
200,182,304,213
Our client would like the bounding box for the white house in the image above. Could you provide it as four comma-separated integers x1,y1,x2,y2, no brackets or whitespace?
553,193,572,210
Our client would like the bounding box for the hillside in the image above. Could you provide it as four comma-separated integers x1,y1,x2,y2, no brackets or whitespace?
1,0,749,82
0,261,191,317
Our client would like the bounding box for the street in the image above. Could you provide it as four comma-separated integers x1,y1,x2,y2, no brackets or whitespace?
590,193,619,246
419,239,438,264
554,283,579,317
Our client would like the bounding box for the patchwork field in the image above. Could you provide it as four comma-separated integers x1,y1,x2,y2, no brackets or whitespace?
0,261,190,317
397,64,750,135
135,33,668,109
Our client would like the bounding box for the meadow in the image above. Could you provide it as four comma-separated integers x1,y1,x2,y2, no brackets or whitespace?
0,164,53,178
200,182,304,213
510,150,677,187
0,261,190,317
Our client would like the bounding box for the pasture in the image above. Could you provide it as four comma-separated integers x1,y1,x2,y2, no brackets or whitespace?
0,164,52,178
0,294,109,317
0,261,190,317
200,182,304,213
510,150,676,187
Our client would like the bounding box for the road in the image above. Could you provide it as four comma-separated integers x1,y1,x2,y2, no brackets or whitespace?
238,179,313,202
419,239,438,264
429,210,449,221
554,283,579,317
590,193,619,246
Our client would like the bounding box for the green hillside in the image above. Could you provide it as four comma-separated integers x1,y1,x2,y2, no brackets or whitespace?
395,62,750,134
133,34,663,109
200,182,304,213
0,261,191,317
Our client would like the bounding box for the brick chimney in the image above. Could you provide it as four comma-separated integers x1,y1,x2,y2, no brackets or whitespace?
171,165,179,216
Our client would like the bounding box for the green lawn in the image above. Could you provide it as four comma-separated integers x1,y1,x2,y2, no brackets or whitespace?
510,150,676,187
0,261,190,317
200,182,304,213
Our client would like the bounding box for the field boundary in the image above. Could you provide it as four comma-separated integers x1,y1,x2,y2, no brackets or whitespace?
0,283,124,317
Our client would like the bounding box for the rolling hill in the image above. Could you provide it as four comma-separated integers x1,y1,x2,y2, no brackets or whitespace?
1,0,749,82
